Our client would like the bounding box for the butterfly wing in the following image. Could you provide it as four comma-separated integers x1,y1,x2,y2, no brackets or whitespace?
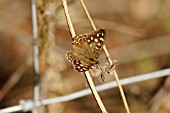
72,34,93,57
72,28,106,59
86,28,106,58
66,50,96,72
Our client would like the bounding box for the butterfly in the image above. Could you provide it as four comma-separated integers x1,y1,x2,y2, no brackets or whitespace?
66,28,106,72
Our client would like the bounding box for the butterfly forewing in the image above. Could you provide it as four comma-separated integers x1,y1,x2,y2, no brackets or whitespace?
87,28,106,58
72,35,93,57
66,28,106,72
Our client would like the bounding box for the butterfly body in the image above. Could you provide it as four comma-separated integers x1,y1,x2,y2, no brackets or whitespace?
66,28,106,72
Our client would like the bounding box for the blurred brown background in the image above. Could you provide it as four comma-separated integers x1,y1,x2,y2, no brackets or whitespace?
0,0,170,113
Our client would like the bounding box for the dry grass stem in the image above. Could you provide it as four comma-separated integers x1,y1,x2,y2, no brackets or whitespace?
79,0,131,113
113,69,131,113
79,0,96,30
62,0,108,113
85,71,108,113
62,0,76,38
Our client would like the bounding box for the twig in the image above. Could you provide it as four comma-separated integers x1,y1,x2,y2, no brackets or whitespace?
113,68,131,113
62,0,108,113
79,0,96,30
84,71,108,113
62,0,76,38
31,0,40,112
79,0,131,113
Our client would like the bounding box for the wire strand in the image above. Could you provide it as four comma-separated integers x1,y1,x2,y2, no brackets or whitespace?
1,68,170,113
31,0,39,112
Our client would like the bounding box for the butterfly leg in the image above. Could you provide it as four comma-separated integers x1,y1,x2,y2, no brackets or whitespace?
101,72,106,82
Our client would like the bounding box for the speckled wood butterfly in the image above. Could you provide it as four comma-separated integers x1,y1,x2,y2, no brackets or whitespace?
66,28,106,72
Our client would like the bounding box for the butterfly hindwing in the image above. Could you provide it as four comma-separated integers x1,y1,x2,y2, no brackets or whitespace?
66,51,95,72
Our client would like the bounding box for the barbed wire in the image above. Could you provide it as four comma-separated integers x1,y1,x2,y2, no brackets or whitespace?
0,68,170,113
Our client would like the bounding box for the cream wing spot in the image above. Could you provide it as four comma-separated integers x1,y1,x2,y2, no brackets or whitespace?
80,64,83,67
99,38,104,42
97,33,99,37
101,33,104,37
77,66,81,69
97,43,101,46
94,38,98,42
95,46,100,50
90,36,94,41
83,67,87,70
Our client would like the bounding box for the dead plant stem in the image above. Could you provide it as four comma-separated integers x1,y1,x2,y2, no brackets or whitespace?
79,0,96,30
62,0,108,113
85,71,108,113
62,0,76,37
79,0,131,113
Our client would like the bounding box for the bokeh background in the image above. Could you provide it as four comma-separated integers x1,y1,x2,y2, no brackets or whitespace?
0,0,170,113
